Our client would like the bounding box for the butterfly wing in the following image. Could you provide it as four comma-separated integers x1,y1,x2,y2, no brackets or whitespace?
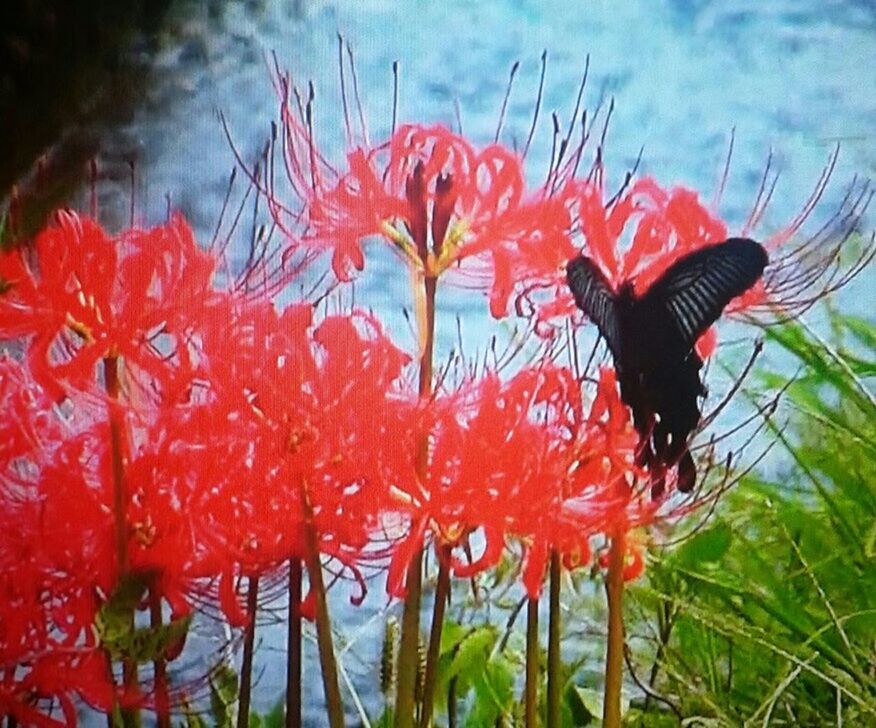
642,238,768,351
566,255,620,358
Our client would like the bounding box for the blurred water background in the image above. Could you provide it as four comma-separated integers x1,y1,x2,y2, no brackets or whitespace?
2,1,874,724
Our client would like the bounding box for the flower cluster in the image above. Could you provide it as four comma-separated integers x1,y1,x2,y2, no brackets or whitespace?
2,56,862,726
264,67,862,601
0,212,415,722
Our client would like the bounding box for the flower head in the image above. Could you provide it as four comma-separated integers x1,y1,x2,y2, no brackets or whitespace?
0,212,218,400
271,85,573,317
0,361,117,723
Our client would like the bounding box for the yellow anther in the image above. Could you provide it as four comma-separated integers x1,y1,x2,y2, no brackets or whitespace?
65,312,94,343
434,219,470,276
380,220,424,269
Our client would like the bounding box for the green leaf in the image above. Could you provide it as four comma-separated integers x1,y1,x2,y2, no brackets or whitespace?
865,519,876,559
439,619,472,655
95,572,150,647
373,708,394,728
258,701,285,728
445,626,497,691
179,700,207,728
465,657,514,728
672,522,732,568
622,706,678,727
129,615,192,663
209,664,239,728
94,571,191,663
840,314,876,352
565,685,597,726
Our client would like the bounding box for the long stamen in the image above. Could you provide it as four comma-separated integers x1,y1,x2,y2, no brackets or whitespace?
337,33,353,144
523,50,548,160
712,126,735,211
392,60,400,137
345,41,370,148
495,60,521,143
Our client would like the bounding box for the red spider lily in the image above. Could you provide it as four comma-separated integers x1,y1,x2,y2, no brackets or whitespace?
517,158,872,346
511,365,651,594
169,293,416,622
0,211,219,401
578,370,651,518
382,362,640,599
0,205,423,718
0,204,413,626
123,401,269,620
557,367,706,584
272,95,572,316
504,176,732,349
574,178,729,296
0,362,119,723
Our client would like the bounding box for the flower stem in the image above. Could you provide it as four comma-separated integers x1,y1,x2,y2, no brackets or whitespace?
525,597,539,728
546,551,561,728
302,492,345,728
396,274,438,728
149,593,170,728
286,558,303,728
394,547,423,728
418,544,451,728
417,276,437,398
237,575,260,728
103,355,139,728
602,530,626,728
103,356,128,576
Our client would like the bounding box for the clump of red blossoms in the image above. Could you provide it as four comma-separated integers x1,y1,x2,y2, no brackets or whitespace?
3,48,868,727
0,211,219,402
0,359,116,726
0,206,437,725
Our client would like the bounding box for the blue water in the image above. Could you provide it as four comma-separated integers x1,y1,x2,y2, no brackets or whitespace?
73,1,875,723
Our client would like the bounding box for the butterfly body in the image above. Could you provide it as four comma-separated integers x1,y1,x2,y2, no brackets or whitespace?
567,238,768,495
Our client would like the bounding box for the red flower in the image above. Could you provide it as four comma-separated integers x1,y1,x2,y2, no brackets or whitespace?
273,97,572,316
502,176,730,348
382,362,637,599
575,178,728,294
0,362,117,723
162,293,417,619
0,211,219,399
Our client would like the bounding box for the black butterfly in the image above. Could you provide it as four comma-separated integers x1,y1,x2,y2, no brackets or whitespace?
567,238,768,496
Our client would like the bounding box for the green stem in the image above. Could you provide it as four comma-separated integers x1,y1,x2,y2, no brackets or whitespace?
603,531,626,728
302,494,345,728
237,575,260,728
149,593,170,728
546,551,561,728
104,356,128,575
394,548,423,728
286,558,303,728
525,597,539,728
418,545,452,728
103,355,139,728
396,274,438,728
